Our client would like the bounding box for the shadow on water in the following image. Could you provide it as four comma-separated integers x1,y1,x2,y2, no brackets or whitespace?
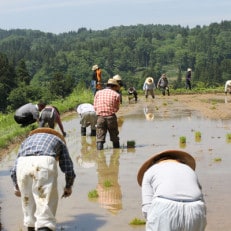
0,100,231,230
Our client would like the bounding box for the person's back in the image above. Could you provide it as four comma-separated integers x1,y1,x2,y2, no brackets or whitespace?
94,88,120,116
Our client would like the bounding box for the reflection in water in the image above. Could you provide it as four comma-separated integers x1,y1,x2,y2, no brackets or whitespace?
96,150,122,214
143,105,154,120
76,136,97,168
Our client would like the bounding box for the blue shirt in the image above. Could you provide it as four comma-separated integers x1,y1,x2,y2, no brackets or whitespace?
10,132,76,188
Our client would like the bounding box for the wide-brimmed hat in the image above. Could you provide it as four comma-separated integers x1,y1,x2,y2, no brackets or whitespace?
145,77,154,84
187,68,192,72
107,78,120,87
113,74,122,81
29,128,66,143
92,65,98,71
137,150,196,186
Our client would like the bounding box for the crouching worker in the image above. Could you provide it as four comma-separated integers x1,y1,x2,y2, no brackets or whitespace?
224,80,231,94
39,105,66,137
137,149,207,231
10,128,76,231
128,87,138,103
94,78,121,150
77,103,97,136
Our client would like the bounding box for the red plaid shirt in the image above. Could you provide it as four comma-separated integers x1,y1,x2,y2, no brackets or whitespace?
94,88,120,116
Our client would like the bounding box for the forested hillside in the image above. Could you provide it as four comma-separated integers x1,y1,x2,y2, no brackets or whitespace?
0,21,231,112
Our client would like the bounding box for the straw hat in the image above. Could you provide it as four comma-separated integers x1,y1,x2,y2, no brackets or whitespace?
113,74,122,81
29,127,66,143
145,113,154,120
187,68,192,72
92,64,98,71
137,150,196,186
145,77,154,84
107,78,120,87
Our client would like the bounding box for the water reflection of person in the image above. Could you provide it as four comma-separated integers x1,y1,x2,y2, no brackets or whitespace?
144,106,154,121
76,136,97,168
96,150,122,214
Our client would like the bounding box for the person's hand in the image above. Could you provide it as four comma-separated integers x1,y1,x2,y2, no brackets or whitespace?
14,187,21,197
61,187,72,198
62,131,67,137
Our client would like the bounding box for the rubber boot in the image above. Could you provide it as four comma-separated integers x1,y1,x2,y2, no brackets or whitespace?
28,228,35,231
81,127,86,136
97,142,104,150
38,227,52,231
113,141,120,149
90,130,96,136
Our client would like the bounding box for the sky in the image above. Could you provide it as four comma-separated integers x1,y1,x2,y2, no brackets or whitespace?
0,0,230,34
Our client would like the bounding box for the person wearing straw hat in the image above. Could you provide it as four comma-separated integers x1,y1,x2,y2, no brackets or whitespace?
186,68,192,90
91,64,102,95
10,128,76,231
143,77,156,99
137,150,207,231
94,78,121,150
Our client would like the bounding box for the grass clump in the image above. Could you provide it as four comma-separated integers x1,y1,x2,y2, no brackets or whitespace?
129,217,146,225
214,158,222,162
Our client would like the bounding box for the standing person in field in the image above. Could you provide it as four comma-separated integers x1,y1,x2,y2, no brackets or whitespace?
94,78,121,150
10,128,76,231
91,64,102,95
186,68,192,90
39,105,66,137
157,73,170,96
14,102,46,127
143,77,155,99
76,103,97,136
113,74,125,104
137,149,207,231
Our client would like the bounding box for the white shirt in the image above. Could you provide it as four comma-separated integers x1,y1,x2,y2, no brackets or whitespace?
77,103,95,115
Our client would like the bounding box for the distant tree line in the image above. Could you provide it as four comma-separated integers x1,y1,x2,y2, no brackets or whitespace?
0,21,231,112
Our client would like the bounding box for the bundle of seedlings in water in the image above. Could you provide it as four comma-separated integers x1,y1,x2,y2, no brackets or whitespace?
195,131,202,142
127,140,136,148
129,217,146,225
179,136,186,144
88,189,99,199
226,133,231,143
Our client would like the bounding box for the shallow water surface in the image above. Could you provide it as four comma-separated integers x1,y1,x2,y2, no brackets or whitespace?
0,103,231,231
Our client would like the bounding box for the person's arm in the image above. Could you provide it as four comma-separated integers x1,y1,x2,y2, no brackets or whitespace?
58,144,76,197
54,109,66,136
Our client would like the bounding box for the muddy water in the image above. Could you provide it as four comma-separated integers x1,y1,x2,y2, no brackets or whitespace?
1,101,231,231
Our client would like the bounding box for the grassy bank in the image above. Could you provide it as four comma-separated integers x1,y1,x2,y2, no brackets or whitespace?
0,85,93,151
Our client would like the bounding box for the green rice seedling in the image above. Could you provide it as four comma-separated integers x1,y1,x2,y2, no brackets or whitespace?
104,180,112,187
226,133,231,143
129,217,146,225
88,189,99,198
179,136,186,144
179,136,186,148
214,158,222,162
127,140,136,148
195,131,201,142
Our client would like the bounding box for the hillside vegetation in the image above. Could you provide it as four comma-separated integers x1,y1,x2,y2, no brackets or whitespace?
0,21,231,112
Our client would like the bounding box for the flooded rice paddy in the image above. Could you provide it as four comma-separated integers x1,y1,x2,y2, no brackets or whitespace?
0,99,231,231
